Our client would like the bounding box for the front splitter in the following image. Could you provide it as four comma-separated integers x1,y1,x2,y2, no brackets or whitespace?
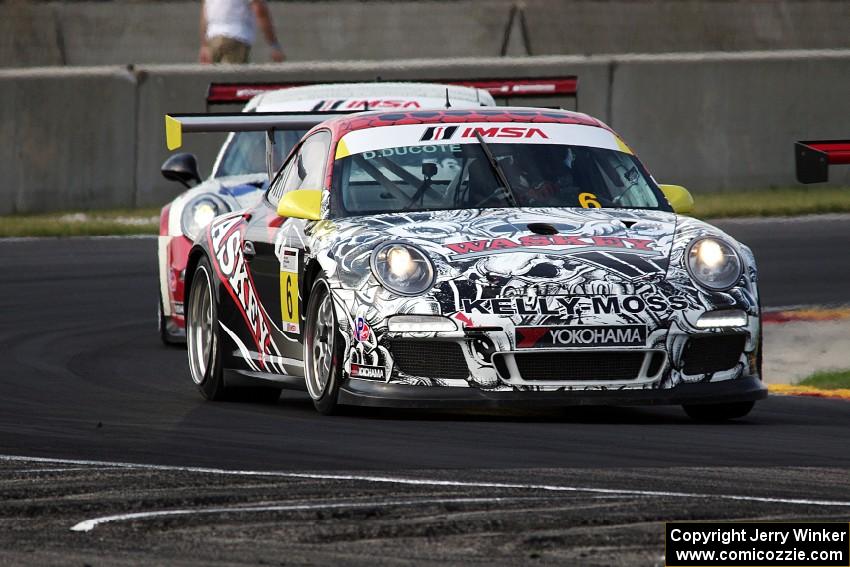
338,375,767,409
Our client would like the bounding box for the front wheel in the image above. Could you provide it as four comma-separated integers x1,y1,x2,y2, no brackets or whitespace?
304,277,343,415
683,401,755,422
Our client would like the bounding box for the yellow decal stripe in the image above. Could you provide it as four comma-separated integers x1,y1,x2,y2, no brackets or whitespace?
769,384,850,401
615,136,633,155
764,307,850,323
334,138,350,160
165,115,182,150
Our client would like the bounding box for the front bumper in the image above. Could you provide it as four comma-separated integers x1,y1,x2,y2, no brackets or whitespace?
338,374,767,409
158,234,193,333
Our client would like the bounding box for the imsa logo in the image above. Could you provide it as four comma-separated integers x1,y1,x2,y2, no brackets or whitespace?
459,126,549,139
311,99,422,111
516,325,646,348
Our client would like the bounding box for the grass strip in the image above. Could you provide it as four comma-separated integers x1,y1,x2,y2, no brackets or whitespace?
798,369,850,390
1,186,849,237
0,209,159,238
693,186,850,218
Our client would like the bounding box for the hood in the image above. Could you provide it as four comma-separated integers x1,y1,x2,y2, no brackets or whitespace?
323,207,679,294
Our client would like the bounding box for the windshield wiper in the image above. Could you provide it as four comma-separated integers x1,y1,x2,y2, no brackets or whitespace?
474,132,518,207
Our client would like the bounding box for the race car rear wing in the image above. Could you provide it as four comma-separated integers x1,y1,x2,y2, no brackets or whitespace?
165,111,350,178
794,140,850,183
206,77,578,106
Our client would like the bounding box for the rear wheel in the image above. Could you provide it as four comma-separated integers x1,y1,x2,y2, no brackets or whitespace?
304,277,343,415
683,401,755,422
187,257,228,400
187,256,281,403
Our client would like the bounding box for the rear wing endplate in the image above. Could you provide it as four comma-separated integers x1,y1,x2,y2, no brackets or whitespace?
164,111,349,178
795,140,850,183
206,77,578,106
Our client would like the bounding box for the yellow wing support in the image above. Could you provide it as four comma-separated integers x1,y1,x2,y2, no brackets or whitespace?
165,115,183,150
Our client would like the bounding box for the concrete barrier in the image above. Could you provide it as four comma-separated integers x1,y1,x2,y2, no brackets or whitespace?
0,66,138,215
610,50,850,191
0,4,64,67
0,1,517,67
5,1,850,68
1,51,849,214
523,0,850,56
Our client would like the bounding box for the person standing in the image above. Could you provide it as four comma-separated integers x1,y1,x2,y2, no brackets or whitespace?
199,0,286,64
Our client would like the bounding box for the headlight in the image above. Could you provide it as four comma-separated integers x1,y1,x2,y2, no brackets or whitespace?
686,236,743,291
370,242,436,296
181,196,229,240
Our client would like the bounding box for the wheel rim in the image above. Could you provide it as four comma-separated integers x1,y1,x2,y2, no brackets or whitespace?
187,266,215,385
305,285,335,400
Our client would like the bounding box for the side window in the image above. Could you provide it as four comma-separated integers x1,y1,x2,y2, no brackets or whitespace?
591,150,659,208
267,156,296,206
267,130,332,206
281,131,331,196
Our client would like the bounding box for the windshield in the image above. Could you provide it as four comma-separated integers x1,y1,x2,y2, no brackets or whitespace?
331,138,669,217
214,130,307,178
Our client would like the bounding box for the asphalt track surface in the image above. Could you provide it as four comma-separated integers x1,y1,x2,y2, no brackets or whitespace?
0,215,848,565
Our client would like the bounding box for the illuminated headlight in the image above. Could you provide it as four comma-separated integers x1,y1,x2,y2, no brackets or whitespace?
696,309,748,328
685,237,743,291
387,315,457,333
181,196,229,240
370,242,436,296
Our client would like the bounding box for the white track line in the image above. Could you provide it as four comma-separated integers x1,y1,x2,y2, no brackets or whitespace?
10,467,120,473
70,497,522,532
2,453,849,521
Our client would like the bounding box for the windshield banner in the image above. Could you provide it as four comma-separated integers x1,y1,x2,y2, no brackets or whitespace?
335,123,630,160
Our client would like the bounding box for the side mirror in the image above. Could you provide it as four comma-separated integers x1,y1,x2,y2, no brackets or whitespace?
161,153,202,188
659,184,694,215
277,189,322,220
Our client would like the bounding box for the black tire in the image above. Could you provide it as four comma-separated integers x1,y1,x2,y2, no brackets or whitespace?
683,401,755,422
303,277,344,415
186,256,229,400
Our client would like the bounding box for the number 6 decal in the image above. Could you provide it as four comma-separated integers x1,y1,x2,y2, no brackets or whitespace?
285,276,294,319
579,192,601,208
279,247,300,333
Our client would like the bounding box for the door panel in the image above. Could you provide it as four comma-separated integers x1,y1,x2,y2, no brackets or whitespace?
243,203,305,367
244,129,332,371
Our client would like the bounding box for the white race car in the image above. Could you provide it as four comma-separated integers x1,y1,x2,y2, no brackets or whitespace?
175,106,766,420
157,81,501,343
